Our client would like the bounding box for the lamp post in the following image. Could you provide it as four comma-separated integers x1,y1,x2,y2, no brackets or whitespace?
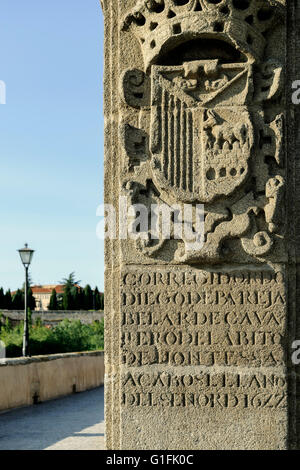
18,244,34,357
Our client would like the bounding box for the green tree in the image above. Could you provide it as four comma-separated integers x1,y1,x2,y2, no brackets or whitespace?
0,318,105,357
83,285,93,310
10,288,35,311
94,287,104,310
48,289,58,310
60,272,81,288
63,285,73,310
77,287,85,310
100,293,104,310
28,288,36,311
4,290,12,310
56,293,64,310
71,286,79,310
12,289,24,310
0,288,5,309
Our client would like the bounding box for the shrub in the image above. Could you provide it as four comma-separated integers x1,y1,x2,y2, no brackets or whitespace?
0,318,104,357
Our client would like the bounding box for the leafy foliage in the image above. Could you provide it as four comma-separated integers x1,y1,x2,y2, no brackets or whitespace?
0,289,12,309
8,288,36,310
0,277,103,312
55,283,103,311
60,272,81,288
0,318,104,358
48,289,58,310
94,287,104,310
12,289,24,309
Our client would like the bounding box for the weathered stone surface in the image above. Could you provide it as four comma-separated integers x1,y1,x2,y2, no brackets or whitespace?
0,351,104,412
102,0,299,449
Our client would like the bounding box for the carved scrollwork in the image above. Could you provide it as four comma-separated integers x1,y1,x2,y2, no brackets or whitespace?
120,124,149,169
120,0,286,263
242,231,273,257
123,180,168,256
122,69,150,108
122,1,285,70
265,175,285,234
254,59,284,102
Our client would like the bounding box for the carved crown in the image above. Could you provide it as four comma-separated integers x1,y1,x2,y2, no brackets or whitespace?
122,0,285,70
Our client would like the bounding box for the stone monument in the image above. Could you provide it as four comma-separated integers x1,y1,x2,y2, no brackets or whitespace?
101,0,299,450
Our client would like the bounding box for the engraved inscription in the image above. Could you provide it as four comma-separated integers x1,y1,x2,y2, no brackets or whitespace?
102,0,292,451
120,266,287,407
121,371,287,409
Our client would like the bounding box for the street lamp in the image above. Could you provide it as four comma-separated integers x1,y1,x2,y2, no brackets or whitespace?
18,243,34,357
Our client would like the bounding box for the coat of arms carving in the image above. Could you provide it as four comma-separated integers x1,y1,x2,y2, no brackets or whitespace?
150,61,254,204
120,0,286,264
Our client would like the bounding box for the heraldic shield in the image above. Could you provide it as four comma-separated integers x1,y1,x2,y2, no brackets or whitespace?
150,61,255,204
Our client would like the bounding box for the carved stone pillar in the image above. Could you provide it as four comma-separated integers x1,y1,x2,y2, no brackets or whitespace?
102,0,299,450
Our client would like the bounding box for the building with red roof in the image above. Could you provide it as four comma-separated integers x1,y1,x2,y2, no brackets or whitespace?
30,285,65,311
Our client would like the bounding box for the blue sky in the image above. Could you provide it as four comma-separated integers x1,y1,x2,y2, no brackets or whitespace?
0,1,104,291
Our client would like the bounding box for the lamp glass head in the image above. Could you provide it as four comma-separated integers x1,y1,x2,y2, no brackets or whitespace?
18,244,34,267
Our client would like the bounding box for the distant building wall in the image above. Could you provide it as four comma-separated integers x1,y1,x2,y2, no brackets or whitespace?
0,351,104,412
12,284,66,311
0,310,104,327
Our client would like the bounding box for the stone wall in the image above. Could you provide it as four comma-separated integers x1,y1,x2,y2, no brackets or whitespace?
0,351,104,412
0,310,104,327
102,0,298,450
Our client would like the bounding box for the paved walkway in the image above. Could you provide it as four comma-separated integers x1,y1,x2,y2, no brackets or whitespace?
0,387,105,450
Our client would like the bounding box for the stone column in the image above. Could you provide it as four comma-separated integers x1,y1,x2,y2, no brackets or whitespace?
102,0,299,450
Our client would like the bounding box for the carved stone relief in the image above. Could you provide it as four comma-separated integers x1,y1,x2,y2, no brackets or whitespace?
102,0,295,451
120,0,285,264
